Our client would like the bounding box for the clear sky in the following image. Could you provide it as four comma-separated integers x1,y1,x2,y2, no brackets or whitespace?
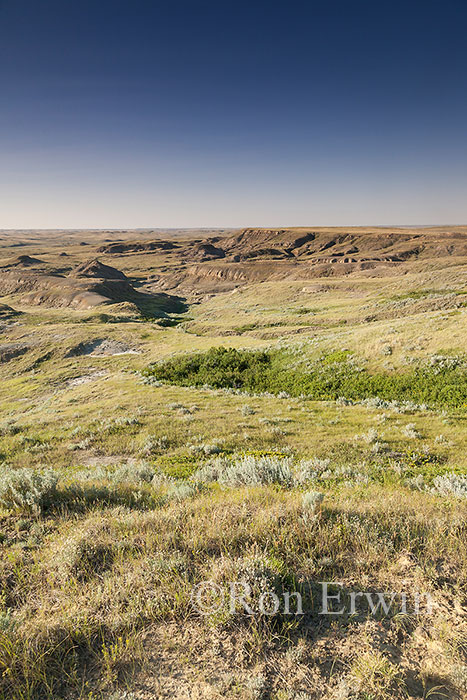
1,0,466,229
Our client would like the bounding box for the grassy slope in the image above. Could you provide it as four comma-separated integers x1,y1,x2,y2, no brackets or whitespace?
0,232,466,699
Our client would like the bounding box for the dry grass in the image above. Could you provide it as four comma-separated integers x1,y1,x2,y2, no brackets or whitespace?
0,228,466,698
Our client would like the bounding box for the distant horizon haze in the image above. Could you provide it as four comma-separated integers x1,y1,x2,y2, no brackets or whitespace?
2,223,467,234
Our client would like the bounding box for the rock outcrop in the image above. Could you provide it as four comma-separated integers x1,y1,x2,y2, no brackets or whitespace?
68,259,128,281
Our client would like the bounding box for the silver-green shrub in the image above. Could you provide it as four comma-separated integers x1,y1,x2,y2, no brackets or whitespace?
195,455,294,487
301,491,324,523
0,467,58,513
431,473,467,498
166,481,203,501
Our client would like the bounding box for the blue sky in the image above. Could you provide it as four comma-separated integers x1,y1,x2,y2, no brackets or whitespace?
1,0,466,228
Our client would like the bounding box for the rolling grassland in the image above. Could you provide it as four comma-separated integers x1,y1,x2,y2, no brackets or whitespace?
0,227,466,699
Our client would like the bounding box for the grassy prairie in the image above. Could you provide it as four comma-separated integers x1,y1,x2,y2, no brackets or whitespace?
0,229,466,699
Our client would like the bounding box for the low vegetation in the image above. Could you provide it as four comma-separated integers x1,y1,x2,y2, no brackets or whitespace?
143,346,467,408
0,227,466,698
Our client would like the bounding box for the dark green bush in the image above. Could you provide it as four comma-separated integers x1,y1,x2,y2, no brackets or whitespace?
142,347,467,408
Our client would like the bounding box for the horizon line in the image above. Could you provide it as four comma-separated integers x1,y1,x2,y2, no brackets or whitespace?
1,223,466,233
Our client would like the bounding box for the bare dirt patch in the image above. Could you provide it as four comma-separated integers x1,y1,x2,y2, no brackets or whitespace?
65,338,140,357
66,369,109,386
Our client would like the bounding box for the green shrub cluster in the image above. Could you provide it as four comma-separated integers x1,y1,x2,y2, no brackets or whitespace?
143,347,272,391
143,347,467,408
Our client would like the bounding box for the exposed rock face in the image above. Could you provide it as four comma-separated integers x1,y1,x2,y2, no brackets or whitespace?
68,259,128,280
149,227,467,293
0,258,135,309
97,240,178,254
98,239,227,262
0,271,128,309
0,255,186,315
218,228,467,262
0,252,124,307
93,228,467,281
1,226,466,305
184,242,226,261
